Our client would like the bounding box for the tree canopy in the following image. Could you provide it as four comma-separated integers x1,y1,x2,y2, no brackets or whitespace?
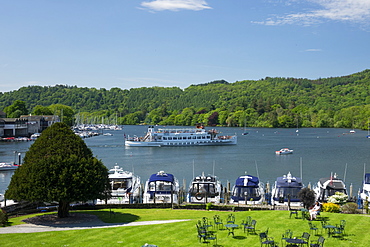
5,122,110,218
1,69,370,129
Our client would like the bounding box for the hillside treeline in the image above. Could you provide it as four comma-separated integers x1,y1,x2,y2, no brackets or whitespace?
1,69,370,129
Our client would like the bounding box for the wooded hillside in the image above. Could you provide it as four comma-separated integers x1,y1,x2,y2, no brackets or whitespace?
1,69,370,129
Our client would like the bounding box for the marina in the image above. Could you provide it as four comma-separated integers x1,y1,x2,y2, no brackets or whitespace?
1,126,370,206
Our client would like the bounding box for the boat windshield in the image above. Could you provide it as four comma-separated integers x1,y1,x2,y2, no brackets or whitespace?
190,183,216,196
275,187,301,199
111,178,132,190
232,187,260,198
149,181,173,192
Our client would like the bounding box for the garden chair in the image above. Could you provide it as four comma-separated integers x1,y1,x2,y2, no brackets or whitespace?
332,220,346,238
308,222,319,235
202,217,213,230
281,229,293,247
245,219,257,235
259,230,276,247
310,236,325,247
300,232,311,247
213,215,223,230
226,214,235,224
196,224,207,243
241,216,252,228
204,231,217,246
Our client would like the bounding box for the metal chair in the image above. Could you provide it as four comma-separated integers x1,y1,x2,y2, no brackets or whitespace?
213,215,223,230
245,219,257,235
226,214,235,224
310,236,325,247
259,230,275,247
308,222,319,235
281,229,293,247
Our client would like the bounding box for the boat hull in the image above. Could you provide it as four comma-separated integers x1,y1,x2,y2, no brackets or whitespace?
125,138,237,147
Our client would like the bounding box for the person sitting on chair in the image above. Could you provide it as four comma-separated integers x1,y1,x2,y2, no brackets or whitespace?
309,201,321,220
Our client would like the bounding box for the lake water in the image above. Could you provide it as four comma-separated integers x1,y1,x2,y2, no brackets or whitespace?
1,126,369,198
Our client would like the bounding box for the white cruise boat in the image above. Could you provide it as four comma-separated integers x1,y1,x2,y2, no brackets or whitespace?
125,125,237,147
230,175,265,204
360,173,370,202
313,173,347,202
271,172,303,207
96,165,141,204
143,171,179,204
187,172,223,204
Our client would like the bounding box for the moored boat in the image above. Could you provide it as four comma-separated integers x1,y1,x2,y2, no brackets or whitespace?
275,148,293,155
0,163,19,171
96,165,141,204
229,175,265,204
360,173,370,202
187,172,223,203
143,171,179,204
313,173,347,202
125,124,237,147
271,172,303,206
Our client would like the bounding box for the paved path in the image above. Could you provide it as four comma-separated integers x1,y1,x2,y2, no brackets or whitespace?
0,219,191,234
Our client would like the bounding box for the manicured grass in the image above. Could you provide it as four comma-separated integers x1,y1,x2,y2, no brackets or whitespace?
1,209,369,246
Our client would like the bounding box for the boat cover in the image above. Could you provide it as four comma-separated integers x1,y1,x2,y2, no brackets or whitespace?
276,176,302,188
149,172,174,183
364,173,370,184
235,175,259,187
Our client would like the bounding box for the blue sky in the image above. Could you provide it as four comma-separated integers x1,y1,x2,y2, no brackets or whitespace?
1,0,370,92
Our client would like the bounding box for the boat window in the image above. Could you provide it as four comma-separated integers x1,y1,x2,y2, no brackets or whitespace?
275,188,301,199
192,136,196,139
168,137,172,140
188,136,192,139
111,179,131,190
163,137,167,140
197,136,201,139
202,136,205,139
155,181,173,191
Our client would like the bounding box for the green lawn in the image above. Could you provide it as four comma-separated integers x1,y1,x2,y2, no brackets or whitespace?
1,209,369,247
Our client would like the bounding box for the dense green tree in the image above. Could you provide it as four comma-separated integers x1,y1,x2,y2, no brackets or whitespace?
3,100,28,118
32,105,53,115
5,122,110,218
298,188,316,210
1,70,370,128
49,104,75,126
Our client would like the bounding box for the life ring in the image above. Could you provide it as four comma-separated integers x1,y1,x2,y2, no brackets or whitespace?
195,192,204,201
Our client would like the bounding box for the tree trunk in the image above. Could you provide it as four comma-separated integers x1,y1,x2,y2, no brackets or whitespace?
58,201,70,218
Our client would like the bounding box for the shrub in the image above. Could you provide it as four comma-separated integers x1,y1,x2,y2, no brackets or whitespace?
0,209,8,226
341,202,359,214
322,202,340,213
327,192,348,205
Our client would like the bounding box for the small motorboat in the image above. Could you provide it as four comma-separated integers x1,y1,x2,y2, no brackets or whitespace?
143,171,179,204
187,172,223,204
313,173,347,202
229,175,265,204
360,173,370,203
271,172,303,206
275,148,293,155
0,163,19,171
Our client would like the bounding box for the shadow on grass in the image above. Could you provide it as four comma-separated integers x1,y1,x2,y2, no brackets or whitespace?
18,210,140,228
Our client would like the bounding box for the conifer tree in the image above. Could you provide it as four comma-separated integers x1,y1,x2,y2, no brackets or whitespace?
6,122,110,218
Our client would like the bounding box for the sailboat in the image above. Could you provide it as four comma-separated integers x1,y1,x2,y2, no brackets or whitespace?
242,119,249,135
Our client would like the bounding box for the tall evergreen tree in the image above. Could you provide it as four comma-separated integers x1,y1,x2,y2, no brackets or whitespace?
6,122,110,218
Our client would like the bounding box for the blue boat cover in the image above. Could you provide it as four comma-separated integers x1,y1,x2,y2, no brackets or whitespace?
235,175,259,187
365,173,370,184
149,172,174,183
276,176,302,188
